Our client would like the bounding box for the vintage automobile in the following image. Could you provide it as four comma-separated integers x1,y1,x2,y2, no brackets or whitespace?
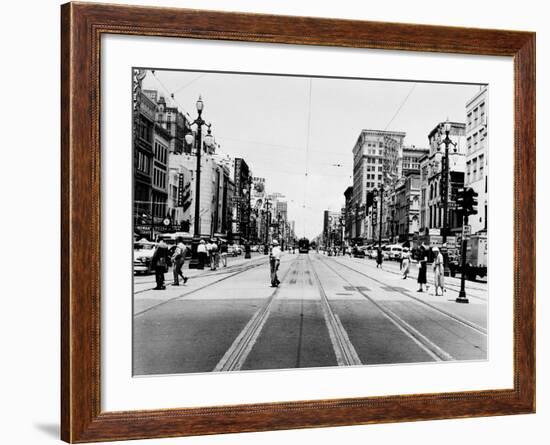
133,240,158,274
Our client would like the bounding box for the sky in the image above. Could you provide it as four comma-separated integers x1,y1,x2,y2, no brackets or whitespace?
141,69,482,239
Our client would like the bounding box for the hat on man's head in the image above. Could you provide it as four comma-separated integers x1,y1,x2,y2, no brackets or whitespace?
272,240,279,245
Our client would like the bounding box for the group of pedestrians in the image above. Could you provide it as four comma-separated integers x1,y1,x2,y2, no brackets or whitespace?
150,238,190,290
370,243,446,296
150,237,232,290
415,244,445,295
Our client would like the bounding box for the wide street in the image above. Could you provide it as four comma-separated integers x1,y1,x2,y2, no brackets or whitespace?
133,252,487,375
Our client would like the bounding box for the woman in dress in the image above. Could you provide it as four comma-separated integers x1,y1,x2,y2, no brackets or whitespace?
433,246,445,296
417,245,428,292
401,249,411,279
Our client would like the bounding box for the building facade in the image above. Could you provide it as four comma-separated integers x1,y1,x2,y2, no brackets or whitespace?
351,129,407,243
464,86,488,234
133,91,156,236
233,158,251,243
418,121,467,247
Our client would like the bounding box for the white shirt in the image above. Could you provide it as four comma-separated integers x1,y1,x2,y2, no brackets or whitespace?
270,246,282,260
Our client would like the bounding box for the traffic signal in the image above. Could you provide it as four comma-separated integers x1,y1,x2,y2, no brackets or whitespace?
457,187,478,216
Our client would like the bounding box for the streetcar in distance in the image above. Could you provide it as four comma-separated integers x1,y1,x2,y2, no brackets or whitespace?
298,238,310,254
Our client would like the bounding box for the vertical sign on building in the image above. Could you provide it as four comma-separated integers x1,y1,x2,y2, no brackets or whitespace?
177,173,185,207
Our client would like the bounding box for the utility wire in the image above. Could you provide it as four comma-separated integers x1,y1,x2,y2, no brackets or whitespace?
383,83,417,131
302,78,313,237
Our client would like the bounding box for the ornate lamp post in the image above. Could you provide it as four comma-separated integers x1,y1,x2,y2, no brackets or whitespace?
184,96,214,269
437,119,458,275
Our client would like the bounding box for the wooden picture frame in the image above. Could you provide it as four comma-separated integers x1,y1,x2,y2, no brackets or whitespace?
61,2,535,442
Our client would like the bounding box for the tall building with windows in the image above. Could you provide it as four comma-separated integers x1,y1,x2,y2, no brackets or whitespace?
352,129,406,243
133,91,156,235
464,86,488,234
151,124,170,225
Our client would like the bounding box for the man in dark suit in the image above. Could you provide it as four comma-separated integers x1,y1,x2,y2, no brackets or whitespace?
151,240,170,290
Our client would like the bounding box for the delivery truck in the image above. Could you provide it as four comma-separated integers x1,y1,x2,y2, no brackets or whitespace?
449,233,487,280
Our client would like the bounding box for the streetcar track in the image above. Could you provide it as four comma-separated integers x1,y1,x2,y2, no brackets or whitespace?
213,258,297,372
321,255,487,336
134,258,273,317
317,257,455,362
307,256,362,367
344,256,487,297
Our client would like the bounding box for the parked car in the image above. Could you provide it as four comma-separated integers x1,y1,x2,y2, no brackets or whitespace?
352,246,366,258
228,243,242,256
133,240,158,274
387,244,403,261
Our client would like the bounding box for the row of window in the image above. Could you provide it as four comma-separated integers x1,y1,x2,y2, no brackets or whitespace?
466,154,485,184
467,101,486,130
366,174,383,181
365,141,384,148
154,141,168,165
138,118,153,143
153,166,167,190
366,165,383,172
136,151,151,175
466,130,486,153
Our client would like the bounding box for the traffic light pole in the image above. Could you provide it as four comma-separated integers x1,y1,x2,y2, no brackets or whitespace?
456,213,469,303
378,183,384,251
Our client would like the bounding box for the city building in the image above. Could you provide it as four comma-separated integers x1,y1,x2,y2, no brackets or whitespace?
323,210,343,249
418,121,467,247
151,123,170,228
351,129,406,243
166,157,192,232
133,90,157,237
233,158,251,243
343,186,354,243
465,86,488,234
394,172,422,244
144,90,190,155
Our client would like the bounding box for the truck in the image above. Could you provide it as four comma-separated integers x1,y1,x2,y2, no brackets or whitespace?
449,233,487,280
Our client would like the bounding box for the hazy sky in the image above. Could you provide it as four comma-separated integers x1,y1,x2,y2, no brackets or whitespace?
142,69,481,239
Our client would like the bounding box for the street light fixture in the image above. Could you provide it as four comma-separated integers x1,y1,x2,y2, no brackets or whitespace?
185,95,215,269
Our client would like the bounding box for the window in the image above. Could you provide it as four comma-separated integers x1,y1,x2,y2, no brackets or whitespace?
472,158,478,181
479,154,484,179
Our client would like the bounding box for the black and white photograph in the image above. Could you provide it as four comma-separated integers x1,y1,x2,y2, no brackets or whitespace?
132,68,488,376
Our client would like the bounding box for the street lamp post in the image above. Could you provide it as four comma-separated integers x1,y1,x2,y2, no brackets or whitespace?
438,119,458,276
185,96,214,269
244,177,252,259
263,198,271,254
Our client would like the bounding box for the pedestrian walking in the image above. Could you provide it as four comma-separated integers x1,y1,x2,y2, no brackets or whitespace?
197,239,207,269
206,239,213,268
220,240,228,267
151,240,170,290
269,240,282,287
376,247,383,268
210,238,219,270
433,246,445,296
171,238,188,286
417,244,428,292
401,249,411,279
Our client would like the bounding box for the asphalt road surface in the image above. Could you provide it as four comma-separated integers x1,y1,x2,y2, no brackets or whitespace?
133,252,487,375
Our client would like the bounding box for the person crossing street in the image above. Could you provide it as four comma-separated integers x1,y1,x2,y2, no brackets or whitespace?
269,240,282,287
171,238,189,286
151,240,170,290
